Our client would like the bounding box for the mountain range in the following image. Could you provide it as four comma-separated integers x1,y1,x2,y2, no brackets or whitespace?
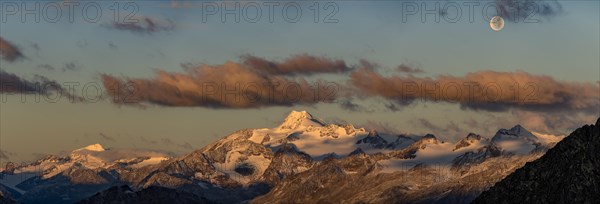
1,110,589,204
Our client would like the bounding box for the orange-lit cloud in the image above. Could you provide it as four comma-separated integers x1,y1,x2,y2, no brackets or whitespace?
0,37,25,62
100,55,598,115
101,54,346,108
349,68,600,112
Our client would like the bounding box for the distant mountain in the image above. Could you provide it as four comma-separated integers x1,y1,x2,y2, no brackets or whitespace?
473,117,600,203
0,110,569,203
0,144,171,204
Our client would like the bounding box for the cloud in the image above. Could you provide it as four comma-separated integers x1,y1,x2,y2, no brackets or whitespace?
140,136,158,145
459,110,597,137
0,37,25,62
36,62,82,72
357,59,379,70
339,100,361,111
104,16,176,34
416,118,442,132
1,70,46,93
31,43,40,51
37,64,56,71
167,0,279,9
99,133,116,142
101,54,346,108
463,117,490,133
31,42,40,55
349,69,600,113
240,54,350,76
0,150,17,162
108,42,118,50
412,118,465,140
360,120,401,134
437,0,562,22
510,110,597,135
396,64,424,74
0,150,10,160
62,62,83,72
160,138,194,150
384,102,402,112
0,70,83,101
338,99,373,112
138,136,192,150
76,39,88,48
494,0,562,21
445,121,462,133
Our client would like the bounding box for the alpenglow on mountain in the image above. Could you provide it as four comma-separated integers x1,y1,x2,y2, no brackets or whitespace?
0,110,576,204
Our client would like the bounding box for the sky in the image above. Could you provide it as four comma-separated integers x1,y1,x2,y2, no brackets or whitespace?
1,0,599,162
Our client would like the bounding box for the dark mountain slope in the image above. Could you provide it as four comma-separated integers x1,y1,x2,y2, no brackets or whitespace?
77,185,211,204
473,117,600,204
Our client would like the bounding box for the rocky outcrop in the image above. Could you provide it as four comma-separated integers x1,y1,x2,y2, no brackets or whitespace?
473,117,600,204
356,130,389,149
262,143,313,185
454,133,484,151
251,151,540,204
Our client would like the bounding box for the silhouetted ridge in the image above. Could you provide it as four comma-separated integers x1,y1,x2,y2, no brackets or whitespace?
77,185,210,204
473,117,600,204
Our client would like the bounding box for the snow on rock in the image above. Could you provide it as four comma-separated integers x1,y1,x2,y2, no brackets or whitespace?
129,157,170,169
278,110,323,130
356,130,388,148
385,135,416,150
6,144,172,181
74,144,106,152
381,133,490,173
490,125,541,155
453,133,487,151
531,132,565,145
493,125,538,143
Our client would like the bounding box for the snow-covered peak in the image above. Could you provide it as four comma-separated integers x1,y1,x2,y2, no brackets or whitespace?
465,133,483,141
453,133,486,151
406,134,439,150
490,124,543,155
421,134,439,143
509,125,533,136
73,144,106,152
286,110,313,120
493,125,538,142
12,145,171,180
279,110,323,130
356,130,388,149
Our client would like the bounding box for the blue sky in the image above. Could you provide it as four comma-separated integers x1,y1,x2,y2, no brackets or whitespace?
1,0,599,162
